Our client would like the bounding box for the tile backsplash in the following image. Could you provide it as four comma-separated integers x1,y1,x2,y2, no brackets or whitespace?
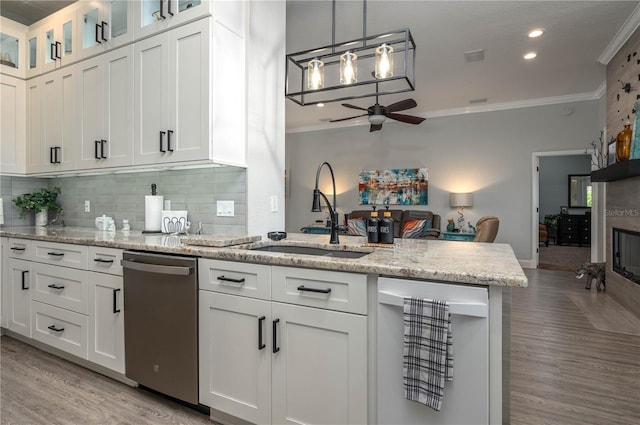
0,166,247,234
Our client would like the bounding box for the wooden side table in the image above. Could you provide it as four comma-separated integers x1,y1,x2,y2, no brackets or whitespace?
442,232,476,241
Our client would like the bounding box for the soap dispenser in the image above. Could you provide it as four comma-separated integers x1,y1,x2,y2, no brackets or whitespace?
380,206,394,244
367,206,380,243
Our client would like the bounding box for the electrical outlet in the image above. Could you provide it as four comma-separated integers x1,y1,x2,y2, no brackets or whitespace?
216,200,234,217
84,200,90,212
164,200,171,210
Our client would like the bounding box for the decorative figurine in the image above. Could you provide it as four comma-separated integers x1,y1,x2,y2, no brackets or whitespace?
446,218,455,232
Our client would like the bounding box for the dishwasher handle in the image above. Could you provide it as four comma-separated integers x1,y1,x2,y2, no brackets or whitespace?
121,259,193,276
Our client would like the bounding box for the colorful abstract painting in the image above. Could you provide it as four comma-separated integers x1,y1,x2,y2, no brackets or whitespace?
358,168,429,205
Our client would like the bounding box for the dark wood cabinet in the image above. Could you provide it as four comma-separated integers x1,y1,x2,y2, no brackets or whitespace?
557,214,591,246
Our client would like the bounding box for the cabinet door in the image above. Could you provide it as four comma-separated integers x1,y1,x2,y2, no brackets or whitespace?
0,75,26,174
6,258,32,337
41,67,77,172
77,54,106,169
0,19,26,79
25,30,39,78
271,302,368,425
88,272,124,373
199,291,272,424
134,31,169,165
165,18,211,163
26,77,45,173
135,0,213,41
40,9,76,73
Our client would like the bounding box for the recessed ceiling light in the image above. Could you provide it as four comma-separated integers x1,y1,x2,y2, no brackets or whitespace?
317,103,325,107
524,52,537,60
528,29,544,38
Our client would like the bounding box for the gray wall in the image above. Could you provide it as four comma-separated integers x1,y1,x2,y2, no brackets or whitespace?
539,155,592,219
0,176,50,226
286,100,601,261
0,166,247,234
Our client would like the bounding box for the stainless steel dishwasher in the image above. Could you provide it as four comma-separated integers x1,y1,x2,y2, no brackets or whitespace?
122,251,199,405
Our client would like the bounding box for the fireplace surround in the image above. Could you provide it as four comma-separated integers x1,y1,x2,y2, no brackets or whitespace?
612,228,640,286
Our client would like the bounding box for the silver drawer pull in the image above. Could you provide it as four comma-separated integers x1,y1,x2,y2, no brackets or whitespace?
297,285,331,294
47,284,65,290
121,259,192,276
47,325,65,333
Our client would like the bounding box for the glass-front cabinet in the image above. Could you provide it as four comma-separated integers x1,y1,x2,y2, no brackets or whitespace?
78,0,133,59
38,8,77,73
135,0,212,40
0,17,26,78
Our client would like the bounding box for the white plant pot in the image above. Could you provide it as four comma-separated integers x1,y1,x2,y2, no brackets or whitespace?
35,210,48,226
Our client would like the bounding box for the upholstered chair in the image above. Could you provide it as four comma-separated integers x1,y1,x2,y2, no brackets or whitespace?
473,216,499,242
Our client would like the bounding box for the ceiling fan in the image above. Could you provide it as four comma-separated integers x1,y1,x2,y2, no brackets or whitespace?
329,98,425,132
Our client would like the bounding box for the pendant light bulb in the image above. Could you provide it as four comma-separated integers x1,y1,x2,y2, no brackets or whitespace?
307,58,324,90
375,43,394,79
340,51,357,84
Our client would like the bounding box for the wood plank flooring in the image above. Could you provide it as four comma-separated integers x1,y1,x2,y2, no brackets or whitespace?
511,268,640,425
0,337,214,425
1,268,639,424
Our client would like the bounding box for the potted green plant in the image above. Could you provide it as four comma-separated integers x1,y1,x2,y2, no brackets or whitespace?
13,187,63,226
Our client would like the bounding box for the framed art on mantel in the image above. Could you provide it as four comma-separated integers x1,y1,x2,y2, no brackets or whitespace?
358,168,429,205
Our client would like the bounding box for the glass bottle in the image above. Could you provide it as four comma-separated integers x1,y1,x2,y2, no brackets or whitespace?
616,123,632,162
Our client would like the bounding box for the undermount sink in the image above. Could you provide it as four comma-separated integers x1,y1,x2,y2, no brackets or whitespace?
250,245,372,259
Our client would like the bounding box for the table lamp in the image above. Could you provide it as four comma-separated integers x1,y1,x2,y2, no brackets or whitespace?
450,193,473,232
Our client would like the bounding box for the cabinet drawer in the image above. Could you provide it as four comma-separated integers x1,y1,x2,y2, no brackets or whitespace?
272,267,367,315
31,263,88,314
88,246,123,275
32,301,88,359
7,238,33,260
33,241,88,269
199,259,271,300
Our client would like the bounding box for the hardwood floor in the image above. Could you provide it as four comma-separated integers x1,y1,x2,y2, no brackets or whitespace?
511,268,640,425
0,337,214,425
1,268,639,425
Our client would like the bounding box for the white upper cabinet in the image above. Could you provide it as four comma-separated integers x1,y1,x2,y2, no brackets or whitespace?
134,0,213,40
77,0,133,60
0,75,26,174
134,18,211,165
77,45,134,170
37,8,77,74
0,17,27,78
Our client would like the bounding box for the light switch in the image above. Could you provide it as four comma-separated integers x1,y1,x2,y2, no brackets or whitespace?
271,195,278,212
217,200,234,217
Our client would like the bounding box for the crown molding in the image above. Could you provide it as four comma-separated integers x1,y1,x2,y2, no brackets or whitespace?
286,86,605,134
598,3,640,65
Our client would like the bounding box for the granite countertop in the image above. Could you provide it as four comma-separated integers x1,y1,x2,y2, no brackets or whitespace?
0,227,528,288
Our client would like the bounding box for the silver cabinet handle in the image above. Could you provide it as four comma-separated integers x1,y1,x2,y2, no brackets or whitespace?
121,259,193,276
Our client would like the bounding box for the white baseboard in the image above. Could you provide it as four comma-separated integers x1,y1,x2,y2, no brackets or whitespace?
519,259,537,269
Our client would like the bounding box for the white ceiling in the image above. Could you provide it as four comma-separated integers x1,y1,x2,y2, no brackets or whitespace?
285,1,640,132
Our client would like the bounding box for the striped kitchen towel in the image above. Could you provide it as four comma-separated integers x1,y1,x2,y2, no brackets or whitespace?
403,297,453,411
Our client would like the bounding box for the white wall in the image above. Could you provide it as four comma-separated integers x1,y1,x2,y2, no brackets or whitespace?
539,155,591,219
246,0,286,237
286,100,601,261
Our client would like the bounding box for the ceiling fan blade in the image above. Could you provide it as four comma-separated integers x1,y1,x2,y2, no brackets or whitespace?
341,103,368,111
329,113,368,122
370,123,383,132
386,112,426,125
385,99,418,113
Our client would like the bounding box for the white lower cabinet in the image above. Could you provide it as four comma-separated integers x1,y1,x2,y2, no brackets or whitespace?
199,259,368,425
271,301,367,425
6,258,32,337
88,271,124,373
0,238,124,375
199,291,272,424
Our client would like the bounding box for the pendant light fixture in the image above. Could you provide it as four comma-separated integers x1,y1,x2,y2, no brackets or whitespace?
285,0,416,106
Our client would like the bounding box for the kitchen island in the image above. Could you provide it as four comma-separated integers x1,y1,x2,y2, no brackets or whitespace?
1,227,525,425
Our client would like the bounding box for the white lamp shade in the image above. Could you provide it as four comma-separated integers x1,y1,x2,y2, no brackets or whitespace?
450,193,473,207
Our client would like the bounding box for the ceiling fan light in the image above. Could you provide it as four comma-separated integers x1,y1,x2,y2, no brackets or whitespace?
307,58,324,90
369,114,386,125
340,51,358,84
375,43,394,79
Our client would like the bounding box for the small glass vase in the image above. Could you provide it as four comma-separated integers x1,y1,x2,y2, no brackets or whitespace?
35,210,48,226
616,124,632,162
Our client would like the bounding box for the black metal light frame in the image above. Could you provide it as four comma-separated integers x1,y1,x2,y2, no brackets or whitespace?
285,0,416,106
